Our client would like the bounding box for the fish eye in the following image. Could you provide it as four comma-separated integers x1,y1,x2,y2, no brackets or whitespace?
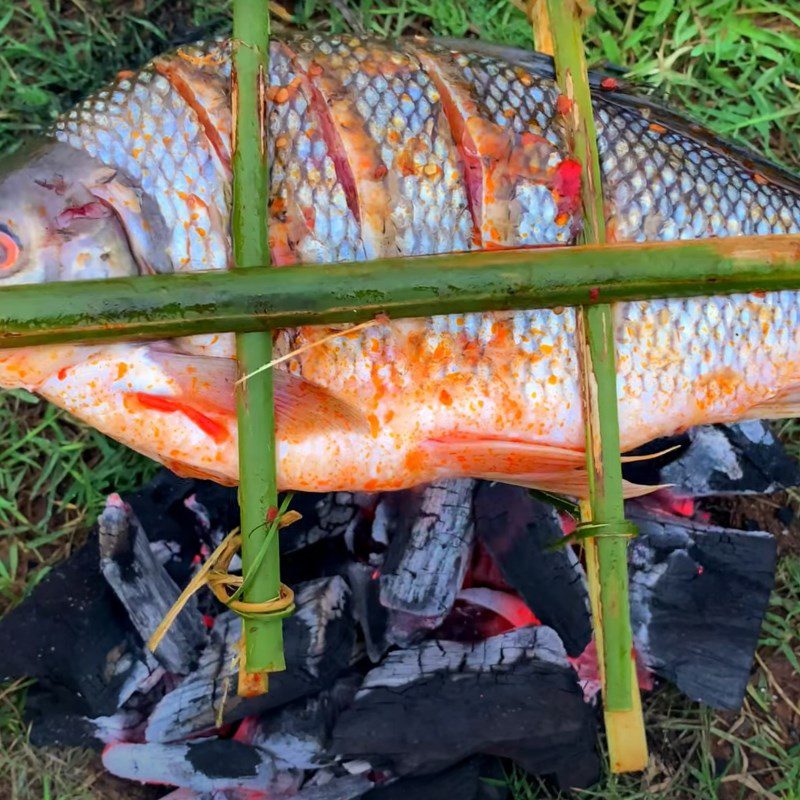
0,227,21,272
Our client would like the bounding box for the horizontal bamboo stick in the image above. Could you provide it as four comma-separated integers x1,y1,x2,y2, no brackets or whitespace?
0,236,798,348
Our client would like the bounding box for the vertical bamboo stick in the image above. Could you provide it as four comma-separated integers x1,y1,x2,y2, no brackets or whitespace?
232,0,285,694
532,0,648,771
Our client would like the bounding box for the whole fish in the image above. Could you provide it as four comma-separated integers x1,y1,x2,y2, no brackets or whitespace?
1,33,799,494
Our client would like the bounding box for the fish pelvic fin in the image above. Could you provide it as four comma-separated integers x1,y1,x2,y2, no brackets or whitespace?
741,387,800,421
417,435,663,499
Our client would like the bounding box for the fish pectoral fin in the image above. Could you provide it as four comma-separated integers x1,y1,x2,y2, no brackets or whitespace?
148,348,367,438
420,435,663,499
272,371,369,438
742,388,800,421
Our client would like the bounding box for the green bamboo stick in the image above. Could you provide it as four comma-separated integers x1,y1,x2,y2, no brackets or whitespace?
232,0,284,687
1,235,799,348
543,0,635,717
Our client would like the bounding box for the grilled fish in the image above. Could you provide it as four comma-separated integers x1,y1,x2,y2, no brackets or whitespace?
1,34,799,493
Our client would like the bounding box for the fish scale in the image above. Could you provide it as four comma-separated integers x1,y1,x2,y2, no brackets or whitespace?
2,34,800,492
595,104,800,241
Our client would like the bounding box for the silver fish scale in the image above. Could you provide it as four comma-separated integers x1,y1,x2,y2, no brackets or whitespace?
293,34,472,257
595,104,800,242
54,66,228,272
431,47,576,246
449,50,562,144
613,290,800,437
268,45,364,264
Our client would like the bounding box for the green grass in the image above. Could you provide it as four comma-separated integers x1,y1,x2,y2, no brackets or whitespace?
0,0,798,798
0,389,159,613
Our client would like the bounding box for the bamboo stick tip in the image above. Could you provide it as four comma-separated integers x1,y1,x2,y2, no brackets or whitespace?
237,668,269,697
605,670,649,772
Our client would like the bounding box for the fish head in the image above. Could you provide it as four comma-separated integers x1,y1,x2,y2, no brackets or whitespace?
0,139,141,286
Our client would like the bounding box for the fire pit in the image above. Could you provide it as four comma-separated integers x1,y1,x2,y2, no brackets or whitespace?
0,420,789,797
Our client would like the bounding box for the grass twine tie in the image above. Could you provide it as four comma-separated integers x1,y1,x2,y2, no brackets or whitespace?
147,494,299,655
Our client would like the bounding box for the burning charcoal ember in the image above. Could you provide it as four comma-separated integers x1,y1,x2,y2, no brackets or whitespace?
99,495,206,675
658,421,800,497
346,564,390,663
102,738,302,793
146,577,355,742
331,626,599,790
0,533,152,719
473,483,592,656
455,587,539,628
362,757,508,800
379,479,476,632
568,639,654,704
627,505,777,709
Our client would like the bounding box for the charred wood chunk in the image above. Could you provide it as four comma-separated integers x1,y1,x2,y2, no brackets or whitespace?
0,533,148,718
627,506,776,709
363,757,508,800
294,774,375,800
346,563,390,663
473,483,591,657
659,421,800,497
379,479,476,629
99,497,206,675
284,492,372,554
146,576,355,742
102,738,300,793
331,626,599,790
243,679,359,772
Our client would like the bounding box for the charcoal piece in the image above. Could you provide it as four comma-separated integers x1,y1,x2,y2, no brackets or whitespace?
363,757,508,800
332,626,598,790
99,497,206,674
0,533,148,718
102,738,301,793
379,479,476,627
473,483,591,657
295,774,375,800
284,492,372,554
346,563,390,662
659,421,800,496
146,577,355,742
627,506,776,708
244,683,358,770
25,701,143,749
